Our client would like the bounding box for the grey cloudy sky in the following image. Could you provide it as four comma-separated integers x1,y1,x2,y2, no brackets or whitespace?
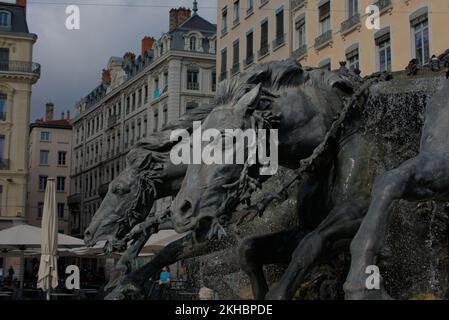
26,0,216,122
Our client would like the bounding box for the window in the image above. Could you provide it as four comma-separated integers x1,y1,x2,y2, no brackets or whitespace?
233,1,240,25
275,7,284,45
37,202,44,218
0,11,11,28
221,7,228,35
163,105,168,126
190,36,197,51
296,17,306,48
58,151,67,166
377,34,391,72
126,96,130,114
57,203,65,218
319,1,331,34
154,110,159,132
154,78,160,98
232,39,240,74
0,135,4,164
246,30,254,65
40,150,49,165
346,48,360,70
39,176,48,191
259,19,269,56
144,85,148,102
57,176,66,192
41,132,50,141
0,93,6,121
220,48,227,80
413,17,429,66
212,71,217,91
247,0,254,15
347,0,359,18
187,69,199,90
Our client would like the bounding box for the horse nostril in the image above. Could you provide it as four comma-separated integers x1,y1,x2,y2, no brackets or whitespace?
179,200,192,217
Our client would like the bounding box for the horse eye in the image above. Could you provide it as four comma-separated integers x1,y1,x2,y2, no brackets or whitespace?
112,185,129,195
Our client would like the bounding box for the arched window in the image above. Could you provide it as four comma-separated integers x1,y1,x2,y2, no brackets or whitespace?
190,36,197,51
0,11,11,29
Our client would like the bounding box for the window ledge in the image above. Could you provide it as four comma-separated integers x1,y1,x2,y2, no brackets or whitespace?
259,0,269,9
273,41,286,52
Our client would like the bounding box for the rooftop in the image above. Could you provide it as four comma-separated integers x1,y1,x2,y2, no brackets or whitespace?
0,2,29,34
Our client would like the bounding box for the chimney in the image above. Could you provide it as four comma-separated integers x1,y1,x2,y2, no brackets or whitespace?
66,110,71,121
141,36,155,56
16,0,27,7
169,7,191,30
102,69,111,85
61,112,65,120
45,102,54,122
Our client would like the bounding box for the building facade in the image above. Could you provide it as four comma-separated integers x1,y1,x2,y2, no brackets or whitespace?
27,104,72,234
68,4,216,238
217,0,449,77
0,0,40,230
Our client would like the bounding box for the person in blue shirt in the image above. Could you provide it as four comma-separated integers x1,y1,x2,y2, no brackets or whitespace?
159,266,171,289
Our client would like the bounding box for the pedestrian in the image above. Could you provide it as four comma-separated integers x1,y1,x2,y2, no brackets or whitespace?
7,266,14,286
158,266,171,300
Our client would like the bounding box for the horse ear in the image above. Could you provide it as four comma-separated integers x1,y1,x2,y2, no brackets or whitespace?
235,83,262,115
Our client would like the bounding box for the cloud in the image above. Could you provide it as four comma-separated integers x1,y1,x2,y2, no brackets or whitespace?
27,0,216,122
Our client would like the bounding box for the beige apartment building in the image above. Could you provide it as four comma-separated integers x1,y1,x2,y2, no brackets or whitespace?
69,4,216,238
217,0,449,78
0,0,40,230
27,104,72,234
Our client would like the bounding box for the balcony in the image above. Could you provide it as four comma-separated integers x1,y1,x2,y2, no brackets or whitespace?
292,44,308,60
0,60,41,77
0,159,9,170
292,0,306,11
187,82,199,90
231,63,240,75
258,44,270,59
374,0,392,12
272,34,286,50
245,54,254,67
314,30,333,49
341,14,361,35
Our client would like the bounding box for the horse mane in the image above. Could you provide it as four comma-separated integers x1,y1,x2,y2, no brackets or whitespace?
215,58,305,106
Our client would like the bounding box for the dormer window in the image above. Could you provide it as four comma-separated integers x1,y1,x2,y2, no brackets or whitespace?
190,36,197,51
0,11,11,29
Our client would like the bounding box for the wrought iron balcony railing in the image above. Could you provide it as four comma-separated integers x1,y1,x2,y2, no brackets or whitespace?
341,14,361,34
231,63,240,75
0,60,41,76
272,34,286,49
314,30,333,49
292,44,308,59
187,82,199,90
245,54,254,66
258,44,270,58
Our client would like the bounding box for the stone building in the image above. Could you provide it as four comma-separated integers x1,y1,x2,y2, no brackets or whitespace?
27,104,72,234
68,3,216,238
0,0,40,230
217,0,449,77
